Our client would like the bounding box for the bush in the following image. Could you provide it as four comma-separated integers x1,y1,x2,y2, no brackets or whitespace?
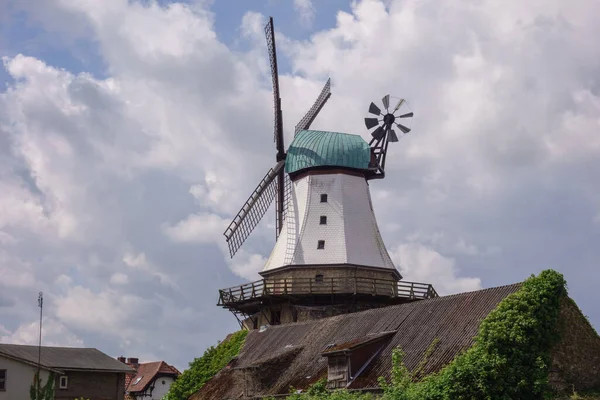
162,330,248,400
380,269,566,400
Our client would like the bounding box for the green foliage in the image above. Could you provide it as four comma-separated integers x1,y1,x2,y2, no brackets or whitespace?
29,371,55,400
378,269,567,400
162,329,248,400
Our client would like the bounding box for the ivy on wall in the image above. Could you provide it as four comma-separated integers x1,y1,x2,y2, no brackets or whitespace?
162,329,248,400
29,371,55,400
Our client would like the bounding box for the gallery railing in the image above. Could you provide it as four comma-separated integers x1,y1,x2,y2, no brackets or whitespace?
218,277,438,306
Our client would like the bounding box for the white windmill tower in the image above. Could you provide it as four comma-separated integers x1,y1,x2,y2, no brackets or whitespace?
219,17,437,328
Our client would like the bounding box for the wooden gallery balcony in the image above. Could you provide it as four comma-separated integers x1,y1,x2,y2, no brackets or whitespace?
218,277,439,315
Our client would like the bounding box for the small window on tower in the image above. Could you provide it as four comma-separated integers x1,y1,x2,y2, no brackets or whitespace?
320,216,327,225
315,274,324,283
321,194,328,203
317,240,325,249
271,309,281,325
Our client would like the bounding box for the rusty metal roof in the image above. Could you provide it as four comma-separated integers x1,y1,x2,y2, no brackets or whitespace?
193,283,522,399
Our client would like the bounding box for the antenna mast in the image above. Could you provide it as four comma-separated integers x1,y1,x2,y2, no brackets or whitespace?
37,291,43,400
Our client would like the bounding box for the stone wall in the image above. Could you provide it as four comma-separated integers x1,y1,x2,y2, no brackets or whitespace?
550,296,600,392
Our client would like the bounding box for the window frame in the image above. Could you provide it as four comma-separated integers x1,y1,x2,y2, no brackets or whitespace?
0,369,6,391
320,194,328,203
317,240,325,249
320,215,327,225
59,375,68,390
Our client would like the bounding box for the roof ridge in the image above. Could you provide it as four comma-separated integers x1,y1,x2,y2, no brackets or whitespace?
433,282,522,299
0,343,98,350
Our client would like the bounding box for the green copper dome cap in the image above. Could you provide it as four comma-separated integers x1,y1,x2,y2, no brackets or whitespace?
285,130,371,175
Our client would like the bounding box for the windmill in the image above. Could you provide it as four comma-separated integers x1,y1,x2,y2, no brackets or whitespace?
218,17,435,329
223,17,332,258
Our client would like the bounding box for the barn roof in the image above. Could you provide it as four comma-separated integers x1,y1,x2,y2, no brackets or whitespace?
0,344,134,373
285,130,371,174
193,282,522,399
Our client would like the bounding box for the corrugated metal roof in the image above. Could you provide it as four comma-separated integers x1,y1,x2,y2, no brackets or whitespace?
193,283,522,399
0,344,134,373
285,130,371,174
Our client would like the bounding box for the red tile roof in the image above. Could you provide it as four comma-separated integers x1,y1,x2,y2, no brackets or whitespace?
125,361,180,394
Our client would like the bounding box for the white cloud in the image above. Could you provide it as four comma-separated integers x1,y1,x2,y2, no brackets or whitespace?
0,250,36,288
1,0,599,373
54,286,142,335
389,243,481,295
227,250,267,281
163,212,228,244
110,272,129,285
122,251,177,288
294,0,316,28
0,231,17,245
0,318,84,348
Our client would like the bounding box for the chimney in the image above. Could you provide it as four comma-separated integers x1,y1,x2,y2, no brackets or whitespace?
127,357,139,368
117,356,126,363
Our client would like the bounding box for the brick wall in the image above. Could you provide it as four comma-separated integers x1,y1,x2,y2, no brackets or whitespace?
54,371,126,400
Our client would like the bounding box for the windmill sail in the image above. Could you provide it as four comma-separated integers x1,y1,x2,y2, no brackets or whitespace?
265,17,286,237
265,17,283,149
224,161,285,258
224,17,334,257
294,78,332,136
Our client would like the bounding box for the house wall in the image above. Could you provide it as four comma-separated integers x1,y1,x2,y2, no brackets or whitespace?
54,370,126,400
147,376,176,400
326,355,349,389
0,355,51,400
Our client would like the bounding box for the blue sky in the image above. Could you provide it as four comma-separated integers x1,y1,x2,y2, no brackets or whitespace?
1,0,352,83
1,0,599,374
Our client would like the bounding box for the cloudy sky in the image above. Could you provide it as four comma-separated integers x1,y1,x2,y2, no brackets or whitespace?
1,0,599,372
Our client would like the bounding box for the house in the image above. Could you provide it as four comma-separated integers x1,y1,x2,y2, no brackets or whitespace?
0,343,134,400
191,282,600,399
119,357,180,400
